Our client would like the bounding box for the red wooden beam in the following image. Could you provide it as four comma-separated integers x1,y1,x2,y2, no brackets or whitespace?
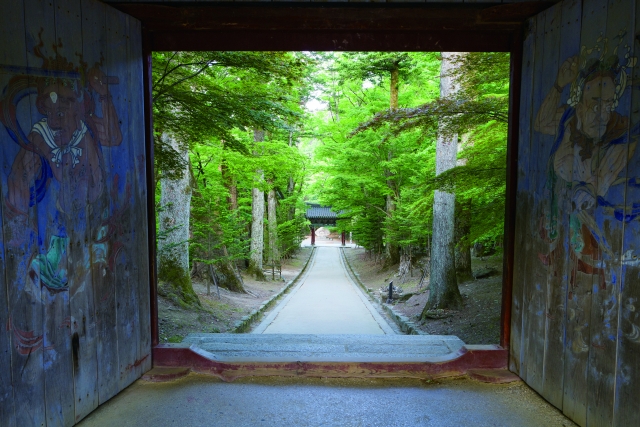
143,29,159,349
500,26,523,351
131,1,536,356
113,3,554,33
111,2,553,52
152,343,508,382
149,30,515,52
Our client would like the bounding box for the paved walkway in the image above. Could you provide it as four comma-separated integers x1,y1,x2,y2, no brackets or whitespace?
253,247,393,334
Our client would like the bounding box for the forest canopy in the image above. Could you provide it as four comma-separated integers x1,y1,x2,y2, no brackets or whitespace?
152,50,510,310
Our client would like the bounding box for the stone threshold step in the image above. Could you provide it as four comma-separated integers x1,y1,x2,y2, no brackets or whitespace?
180,333,466,362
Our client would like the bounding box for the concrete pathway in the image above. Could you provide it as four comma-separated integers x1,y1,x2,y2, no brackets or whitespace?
253,247,393,334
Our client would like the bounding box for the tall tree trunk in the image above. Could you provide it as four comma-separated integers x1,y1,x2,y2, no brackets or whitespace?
228,176,238,211
219,244,246,290
158,133,200,306
215,159,246,293
249,129,266,280
385,63,401,266
287,131,295,221
422,52,463,314
455,198,473,282
390,65,399,110
267,186,279,267
220,140,238,211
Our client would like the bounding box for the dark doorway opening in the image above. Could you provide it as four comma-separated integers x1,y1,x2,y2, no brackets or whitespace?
108,0,550,355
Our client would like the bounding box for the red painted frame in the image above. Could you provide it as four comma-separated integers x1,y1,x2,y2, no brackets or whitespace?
134,2,534,364
152,343,509,382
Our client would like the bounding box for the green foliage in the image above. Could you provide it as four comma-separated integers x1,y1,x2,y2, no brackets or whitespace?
335,52,415,87
153,50,509,298
153,51,312,287
189,142,249,268
188,128,309,270
152,51,309,184
167,335,184,343
305,52,442,255
303,52,509,258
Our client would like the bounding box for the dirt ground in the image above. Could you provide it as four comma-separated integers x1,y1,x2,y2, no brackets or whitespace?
343,247,503,344
158,247,313,343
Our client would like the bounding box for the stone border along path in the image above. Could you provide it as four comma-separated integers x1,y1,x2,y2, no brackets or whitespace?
252,247,395,334
231,247,316,333
340,247,426,335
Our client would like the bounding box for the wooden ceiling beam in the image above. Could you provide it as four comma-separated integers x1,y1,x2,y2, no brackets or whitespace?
111,2,553,51
115,3,554,32
149,29,516,52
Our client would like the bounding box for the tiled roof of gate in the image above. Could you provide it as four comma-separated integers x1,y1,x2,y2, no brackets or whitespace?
305,204,338,220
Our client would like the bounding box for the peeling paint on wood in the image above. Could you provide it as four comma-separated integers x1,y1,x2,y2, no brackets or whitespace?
512,0,640,425
0,0,150,424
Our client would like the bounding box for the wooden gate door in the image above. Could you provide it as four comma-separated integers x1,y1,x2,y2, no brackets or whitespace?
511,0,640,426
0,0,151,425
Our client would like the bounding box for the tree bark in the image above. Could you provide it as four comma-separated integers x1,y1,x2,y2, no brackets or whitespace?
385,62,401,266
158,133,200,306
287,131,296,221
229,180,238,211
267,187,279,267
249,129,266,280
422,52,463,314
217,153,245,292
390,65,399,110
455,198,474,282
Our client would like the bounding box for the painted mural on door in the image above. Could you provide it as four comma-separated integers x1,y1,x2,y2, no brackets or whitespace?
536,33,638,347
2,40,126,340
511,0,640,426
0,0,150,426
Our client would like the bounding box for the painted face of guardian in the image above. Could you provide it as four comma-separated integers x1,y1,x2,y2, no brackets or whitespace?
39,85,83,154
575,74,616,141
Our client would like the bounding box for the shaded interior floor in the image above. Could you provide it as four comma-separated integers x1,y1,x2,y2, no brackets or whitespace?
77,374,576,427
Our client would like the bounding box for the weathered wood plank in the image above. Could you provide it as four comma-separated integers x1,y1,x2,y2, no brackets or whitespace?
560,1,608,424
584,3,635,426
127,15,153,377
105,3,140,391
613,1,640,424
550,1,582,419
36,1,85,425
70,0,111,421
521,4,555,395
539,0,580,410
92,0,121,405
0,2,24,426
510,13,536,377
3,0,50,425
0,191,14,427
0,124,15,426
